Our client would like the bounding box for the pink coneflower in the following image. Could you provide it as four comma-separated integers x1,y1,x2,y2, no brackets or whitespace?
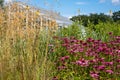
60,57,65,61
89,59,98,64
78,48,84,52
106,70,113,74
90,71,99,79
57,66,66,70
102,62,113,66
97,65,106,70
76,58,89,67
64,56,70,59
86,38,93,42
108,32,112,35
62,37,70,43
82,42,87,46
60,56,70,61
96,46,104,52
62,43,69,47
117,65,120,69
98,57,105,62
116,50,120,53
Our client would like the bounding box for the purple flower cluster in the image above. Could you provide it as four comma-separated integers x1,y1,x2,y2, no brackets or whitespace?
76,58,89,67
54,33,120,79
90,71,99,79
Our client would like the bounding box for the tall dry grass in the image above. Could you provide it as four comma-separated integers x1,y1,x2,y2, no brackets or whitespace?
0,2,57,80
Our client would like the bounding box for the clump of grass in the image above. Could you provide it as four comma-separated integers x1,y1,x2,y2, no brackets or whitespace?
0,26,56,80
0,30,55,80
0,4,57,80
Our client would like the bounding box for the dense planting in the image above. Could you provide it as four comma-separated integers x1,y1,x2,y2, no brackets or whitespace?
0,2,120,80
52,33,120,79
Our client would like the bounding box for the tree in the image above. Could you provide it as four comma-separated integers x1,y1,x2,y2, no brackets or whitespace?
89,13,112,25
0,0,4,7
70,13,112,27
112,10,120,22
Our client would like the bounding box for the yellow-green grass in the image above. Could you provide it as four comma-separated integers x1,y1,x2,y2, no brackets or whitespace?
0,6,56,80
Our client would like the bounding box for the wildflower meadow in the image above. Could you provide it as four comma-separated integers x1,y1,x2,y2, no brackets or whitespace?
0,1,120,80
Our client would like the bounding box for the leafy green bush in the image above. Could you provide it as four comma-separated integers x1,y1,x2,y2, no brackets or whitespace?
85,22,120,41
57,23,86,40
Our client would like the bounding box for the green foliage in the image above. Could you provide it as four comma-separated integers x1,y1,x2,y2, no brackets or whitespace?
85,22,120,41
112,10,120,22
89,13,112,25
0,0,4,7
57,21,120,41
71,15,89,27
57,23,86,39
70,13,113,27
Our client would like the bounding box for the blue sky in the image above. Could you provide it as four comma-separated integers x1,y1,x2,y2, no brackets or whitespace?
5,0,120,18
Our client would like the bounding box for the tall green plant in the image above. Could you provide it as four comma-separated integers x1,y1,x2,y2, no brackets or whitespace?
85,21,120,41
57,23,86,39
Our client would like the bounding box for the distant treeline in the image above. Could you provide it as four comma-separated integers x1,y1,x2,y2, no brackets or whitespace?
0,0,4,7
70,10,120,27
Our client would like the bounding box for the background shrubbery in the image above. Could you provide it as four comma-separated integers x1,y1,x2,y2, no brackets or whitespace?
70,11,120,27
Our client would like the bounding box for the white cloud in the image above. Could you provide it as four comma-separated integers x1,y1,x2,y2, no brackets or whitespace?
68,16,72,19
112,0,120,5
99,0,120,5
76,2,87,5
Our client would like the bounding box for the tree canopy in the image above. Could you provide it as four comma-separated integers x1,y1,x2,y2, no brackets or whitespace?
70,10,120,27
112,10,120,22
70,13,112,27
0,0,4,7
